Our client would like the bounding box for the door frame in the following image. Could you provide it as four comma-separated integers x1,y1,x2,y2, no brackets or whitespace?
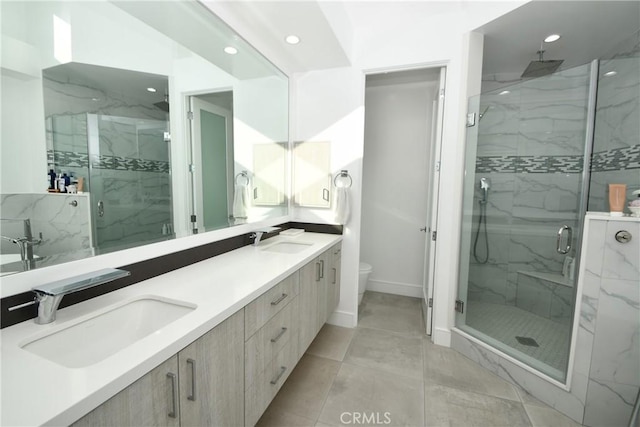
362,62,448,337
187,91,233,233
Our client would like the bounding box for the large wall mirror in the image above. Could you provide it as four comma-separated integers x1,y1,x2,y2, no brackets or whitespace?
0,0,289,276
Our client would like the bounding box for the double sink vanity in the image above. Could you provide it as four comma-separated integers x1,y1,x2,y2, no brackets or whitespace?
1,232,342,426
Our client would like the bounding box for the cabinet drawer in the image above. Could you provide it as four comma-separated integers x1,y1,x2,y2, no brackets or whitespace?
245,338,298,427
245,272,299,339
245,297,298,390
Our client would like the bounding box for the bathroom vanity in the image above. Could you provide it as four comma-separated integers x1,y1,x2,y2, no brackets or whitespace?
0,233,342,426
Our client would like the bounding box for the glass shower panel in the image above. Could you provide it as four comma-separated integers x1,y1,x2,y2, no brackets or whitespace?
90,115,172,252
456,63,593,382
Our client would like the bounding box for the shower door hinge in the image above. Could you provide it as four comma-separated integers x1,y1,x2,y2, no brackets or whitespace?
432,231,437,241
455,299,464,313
187,111,194,120
428,298,433,308
466,113,476,127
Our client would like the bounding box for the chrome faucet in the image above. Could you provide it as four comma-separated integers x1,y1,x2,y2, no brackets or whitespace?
249,226,281,246
32,268,130,324
1,218,42,271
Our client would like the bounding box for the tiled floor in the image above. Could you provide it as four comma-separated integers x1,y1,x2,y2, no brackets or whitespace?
256,291,582,427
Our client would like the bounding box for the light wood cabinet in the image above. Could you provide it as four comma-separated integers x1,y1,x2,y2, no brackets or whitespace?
72,242,341,427
73,310,244,427
298,245,342,356
327,244,342,319
73,355,180,427
298,258,320,354
179,309,244,427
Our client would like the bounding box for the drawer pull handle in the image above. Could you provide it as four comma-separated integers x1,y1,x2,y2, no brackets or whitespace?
316,262,321,282
319,260,325,278
187,358,197,401
270,293,288,306
167,372,178,419
332,267,337,284
270,327,288,343
270,366,287,385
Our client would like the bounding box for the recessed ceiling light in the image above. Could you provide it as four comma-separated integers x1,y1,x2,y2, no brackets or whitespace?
224,46,238,55
544,34,561,43
499,90,510,95
146,87,157,93
91,98,100,102
285,35,300,45
604,71,617,77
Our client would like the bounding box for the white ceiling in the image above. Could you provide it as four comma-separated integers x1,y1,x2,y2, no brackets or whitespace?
477,1,640,82
208,1,639,82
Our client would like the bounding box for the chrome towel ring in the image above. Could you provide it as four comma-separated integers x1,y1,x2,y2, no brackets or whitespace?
235,171,249,185
333,170,352,188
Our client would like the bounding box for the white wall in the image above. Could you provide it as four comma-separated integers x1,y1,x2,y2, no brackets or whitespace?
360,78,438,298
292,2,525,342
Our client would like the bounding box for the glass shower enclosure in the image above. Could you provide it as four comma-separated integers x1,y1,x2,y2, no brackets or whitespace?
456,62,595,382
48,113,173,254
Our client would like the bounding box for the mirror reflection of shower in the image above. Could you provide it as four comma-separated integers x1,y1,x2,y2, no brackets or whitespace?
473,177,490,264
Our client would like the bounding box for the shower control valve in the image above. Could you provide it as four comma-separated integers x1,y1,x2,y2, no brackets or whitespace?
615,230,632,243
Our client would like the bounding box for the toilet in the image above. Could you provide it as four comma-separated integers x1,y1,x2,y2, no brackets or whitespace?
358,262,373,305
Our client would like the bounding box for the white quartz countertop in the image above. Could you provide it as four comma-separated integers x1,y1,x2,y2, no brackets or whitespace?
0,232,342,426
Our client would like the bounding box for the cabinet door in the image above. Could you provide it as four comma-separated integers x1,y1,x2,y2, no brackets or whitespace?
72,355,180,427
316,250,330,328
298,258,319,355
178,309,244,427
327,244,342,318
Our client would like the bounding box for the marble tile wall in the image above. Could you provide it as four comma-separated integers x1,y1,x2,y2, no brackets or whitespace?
582,219,640,427
43,78,172,252
0,193,92,257
588,53,640,212
469,64,589,306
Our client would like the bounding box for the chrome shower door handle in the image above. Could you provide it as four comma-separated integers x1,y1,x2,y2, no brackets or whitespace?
97,200,104,217
556,225,572,254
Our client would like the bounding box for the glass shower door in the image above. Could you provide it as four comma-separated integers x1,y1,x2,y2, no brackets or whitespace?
456,62,594,382
89,114,172,252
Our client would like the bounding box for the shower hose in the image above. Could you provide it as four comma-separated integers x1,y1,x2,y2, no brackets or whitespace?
473,200,489,264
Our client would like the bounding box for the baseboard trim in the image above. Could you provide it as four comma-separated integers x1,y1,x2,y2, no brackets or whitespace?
327,309,356,328
367,279,422,298
432,327,452,347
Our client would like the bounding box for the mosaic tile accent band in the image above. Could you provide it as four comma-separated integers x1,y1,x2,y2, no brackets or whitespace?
476,155,584,174
477,145,640,174
590,144,640,172
48,150,170,174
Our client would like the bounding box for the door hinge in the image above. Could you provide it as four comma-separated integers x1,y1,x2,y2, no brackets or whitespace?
190,214,197,223
428,298,433,308
189,164,196,173
440,88,445,98
435,161,441,172
455,299,464,313
466,113,476,127
187,111,194,120
432,231,437,241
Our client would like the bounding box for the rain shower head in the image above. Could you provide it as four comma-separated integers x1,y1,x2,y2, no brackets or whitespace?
521,50,563,78
153,93,169,112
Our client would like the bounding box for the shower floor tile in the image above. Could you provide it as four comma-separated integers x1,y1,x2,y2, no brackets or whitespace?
466,301,571,374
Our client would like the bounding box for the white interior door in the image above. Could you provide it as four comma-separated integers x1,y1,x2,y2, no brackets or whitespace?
423,67,446,336
190,96,233,231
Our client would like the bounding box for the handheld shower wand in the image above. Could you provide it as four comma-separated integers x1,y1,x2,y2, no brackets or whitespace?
480,177,491,204
474,177,491,264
